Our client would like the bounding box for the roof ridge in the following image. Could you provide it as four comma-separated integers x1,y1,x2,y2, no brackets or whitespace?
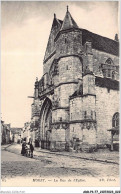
82,29,119,43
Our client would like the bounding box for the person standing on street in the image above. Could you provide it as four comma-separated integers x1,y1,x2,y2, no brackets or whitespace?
21,140,26,156
29,141,34,158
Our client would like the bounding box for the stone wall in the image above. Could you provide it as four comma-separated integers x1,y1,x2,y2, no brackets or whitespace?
69,94,97,151
52,109,69,123
82,124,97,151
59,84,78,107
69,123,83,141
51,128,66,142
43,53,55,75
56,30,82,57
95,86,119,146
70,97,83,120
58,56,82,83
83,74,95,95
82,95,96,119
92,49,119,77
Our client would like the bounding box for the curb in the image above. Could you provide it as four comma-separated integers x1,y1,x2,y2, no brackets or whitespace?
3,144,119,165
34,149,119,165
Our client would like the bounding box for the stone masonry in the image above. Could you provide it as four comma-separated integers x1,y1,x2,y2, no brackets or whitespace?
30,7,119,152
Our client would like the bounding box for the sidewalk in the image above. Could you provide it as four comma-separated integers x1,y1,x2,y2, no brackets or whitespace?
34,147,119,165
3,143,119,165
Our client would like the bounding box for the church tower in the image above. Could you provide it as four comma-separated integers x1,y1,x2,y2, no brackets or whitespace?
50,7,83,150
31,6,119,152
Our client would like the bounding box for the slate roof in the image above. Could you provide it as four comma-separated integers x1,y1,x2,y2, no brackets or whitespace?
60,10,78,31
70,76,119,99
52,17,62,29
95,76,119,90
57,10,119,56
82,29,119,56
58,20,63,25
45,10,119,62
70,90,83,98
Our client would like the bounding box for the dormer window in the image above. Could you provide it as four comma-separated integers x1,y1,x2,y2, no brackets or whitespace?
105,58,114,65
101,58,117,80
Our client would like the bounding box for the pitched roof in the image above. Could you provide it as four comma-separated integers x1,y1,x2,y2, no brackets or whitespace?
52,15,62,29
70,76,119,99
60,9,78,31
59,17,119,56
95,76,119,90
44,15,62,62
82,29,119,56
44,9,119,63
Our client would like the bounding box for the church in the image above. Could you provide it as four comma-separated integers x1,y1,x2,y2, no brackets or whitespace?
30,7,119,152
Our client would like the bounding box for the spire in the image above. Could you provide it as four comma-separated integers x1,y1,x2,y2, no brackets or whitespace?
54,13,56,19
60,7,79,31
67,5,69,12
52,13,62,28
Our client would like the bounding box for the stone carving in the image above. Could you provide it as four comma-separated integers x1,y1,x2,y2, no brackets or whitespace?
62,123,69,129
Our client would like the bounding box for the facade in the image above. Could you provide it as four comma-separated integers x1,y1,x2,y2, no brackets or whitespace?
10,128,23,143
1,121,11,144
22,122,31,143
30,8,119,152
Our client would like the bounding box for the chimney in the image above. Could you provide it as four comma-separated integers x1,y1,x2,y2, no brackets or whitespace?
115,34,119,41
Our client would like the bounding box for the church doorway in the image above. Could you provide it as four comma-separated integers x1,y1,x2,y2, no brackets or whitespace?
40,98,52,149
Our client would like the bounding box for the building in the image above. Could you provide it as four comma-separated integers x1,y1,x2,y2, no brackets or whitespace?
30,7,119,152
10,128,23,143
1,121,11,144
22,122,31,143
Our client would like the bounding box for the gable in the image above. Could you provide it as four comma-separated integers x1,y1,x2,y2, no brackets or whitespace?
44,17,62,62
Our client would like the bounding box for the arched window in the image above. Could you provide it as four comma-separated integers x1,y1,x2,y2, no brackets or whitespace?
112,112,119,127
108,69,110,77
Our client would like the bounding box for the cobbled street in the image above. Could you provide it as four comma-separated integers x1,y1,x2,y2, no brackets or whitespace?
1,144,119,181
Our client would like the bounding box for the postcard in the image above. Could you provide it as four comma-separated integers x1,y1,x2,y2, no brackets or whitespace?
1,1,120,193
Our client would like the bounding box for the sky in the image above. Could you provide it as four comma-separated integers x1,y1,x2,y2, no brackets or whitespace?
1,1,119,127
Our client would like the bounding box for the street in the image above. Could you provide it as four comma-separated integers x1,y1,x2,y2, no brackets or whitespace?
1,144,119,180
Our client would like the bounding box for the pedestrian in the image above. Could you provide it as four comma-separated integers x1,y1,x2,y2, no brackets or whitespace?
29,141,34,158
21,140,26,156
